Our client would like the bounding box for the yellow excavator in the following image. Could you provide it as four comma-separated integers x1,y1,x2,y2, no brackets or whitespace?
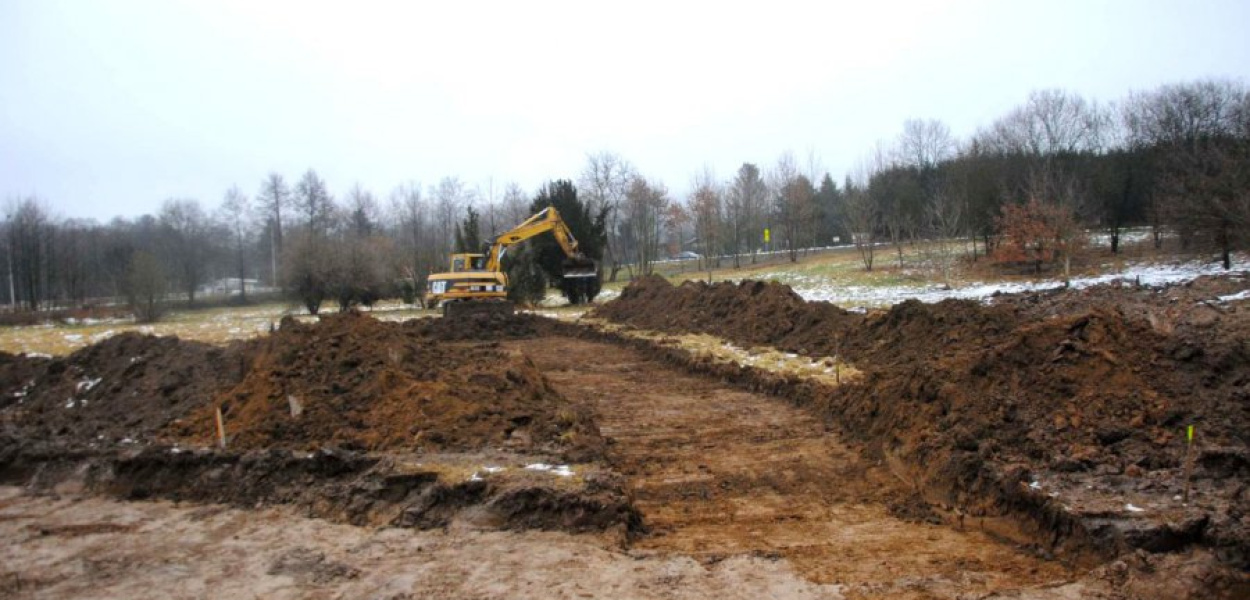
425,207,598,317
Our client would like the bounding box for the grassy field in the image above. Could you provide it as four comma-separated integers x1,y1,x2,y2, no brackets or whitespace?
0,301,439,357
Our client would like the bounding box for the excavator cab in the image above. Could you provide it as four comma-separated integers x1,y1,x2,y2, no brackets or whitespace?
449,253,487,273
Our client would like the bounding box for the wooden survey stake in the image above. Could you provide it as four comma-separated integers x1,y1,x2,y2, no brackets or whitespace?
215,406,227,449
1183,425,1194,504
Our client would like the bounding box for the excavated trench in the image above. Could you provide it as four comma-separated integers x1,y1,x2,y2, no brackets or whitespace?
506,335,1072,595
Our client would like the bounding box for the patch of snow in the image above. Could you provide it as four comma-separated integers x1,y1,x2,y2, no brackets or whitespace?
65,398,76,409
63,334,84,342
89,330,117,343
23,352,52,359
76,377,102,393
1029,481,1041,490
1217,289,1250,303
468,465,506,481
1125,503,1146,513
525,463,575,477
790,258,1249,308
1088,228,1155,248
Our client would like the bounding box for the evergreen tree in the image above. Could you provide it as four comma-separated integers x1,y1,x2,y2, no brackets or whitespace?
454,205,483,253
528,180,607,304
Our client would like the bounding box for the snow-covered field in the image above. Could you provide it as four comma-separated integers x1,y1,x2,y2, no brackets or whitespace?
789,256,1250,308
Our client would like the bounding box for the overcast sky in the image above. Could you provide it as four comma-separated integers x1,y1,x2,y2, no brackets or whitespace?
2,0,1248,222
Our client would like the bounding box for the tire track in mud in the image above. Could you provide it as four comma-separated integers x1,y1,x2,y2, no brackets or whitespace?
509,336,1075,598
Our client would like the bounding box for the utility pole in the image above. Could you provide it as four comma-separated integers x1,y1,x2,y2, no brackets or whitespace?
5,214,14,309
270,220,278,288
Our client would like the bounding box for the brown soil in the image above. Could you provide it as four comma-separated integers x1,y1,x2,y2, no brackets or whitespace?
403,310,550,341
169,312,602,461
507,335,1077,598
592,275,1250,585
0,312,602,462
0,333,247,444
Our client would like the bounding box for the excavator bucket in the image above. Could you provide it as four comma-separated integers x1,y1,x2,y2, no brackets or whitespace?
561,257,600,305
561,256,598,279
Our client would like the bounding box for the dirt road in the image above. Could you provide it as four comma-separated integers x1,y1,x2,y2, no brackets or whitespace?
507,336,1085,598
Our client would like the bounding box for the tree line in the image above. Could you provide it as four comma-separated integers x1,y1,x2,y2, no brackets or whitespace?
4,78,1247,316
673,78,1249,284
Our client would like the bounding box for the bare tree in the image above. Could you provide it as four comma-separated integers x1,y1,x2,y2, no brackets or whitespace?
624,177,668,276
689,167,723,274
985,89,1101,157
498,182,531,227
578,152,634,281
158,198,213,305
842,164,879,271
389,182,427,303
294,169,334,237
663,202,691,258
51,219,94,307
218,185,253,302
898,118,955,169
431,176,468,269
924,183,964,287
256,173,289,286
6,197,51,310
770,152,816,263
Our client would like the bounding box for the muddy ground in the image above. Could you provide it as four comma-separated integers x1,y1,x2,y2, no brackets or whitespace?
0,275,1247,598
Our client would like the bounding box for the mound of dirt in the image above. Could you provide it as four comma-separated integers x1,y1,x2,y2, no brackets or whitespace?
592,276,861,355
595,275,1250,568
403,310,548,341
169,312,603,461
0,333,247,443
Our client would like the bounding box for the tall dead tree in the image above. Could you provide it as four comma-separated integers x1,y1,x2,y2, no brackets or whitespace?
690,167,723,273
256,172,289,287
218,185,253,302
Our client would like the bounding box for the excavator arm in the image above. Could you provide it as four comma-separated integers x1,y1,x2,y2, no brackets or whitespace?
483,207,589,274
